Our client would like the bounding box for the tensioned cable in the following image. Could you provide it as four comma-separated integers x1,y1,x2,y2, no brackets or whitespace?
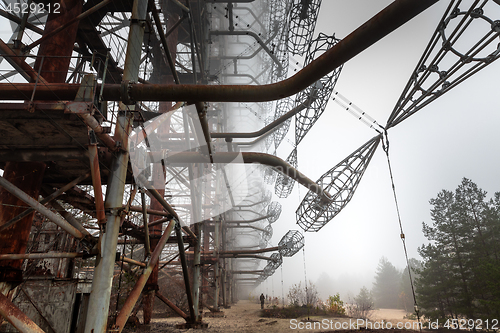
381,131,421,332
280,264,284,308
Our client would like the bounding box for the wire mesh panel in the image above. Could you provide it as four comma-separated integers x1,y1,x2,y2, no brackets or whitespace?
386,0,500,128
278,230,304,257
288,0,322,56
295,33,342,145
264,166,277,185
296,135,381,232
260,252,282,279
267,201,282,223
268,253,283,270
273,97,294,149
275,148,298,198
269,0,293,82
263,189,272,207
264,115,275,152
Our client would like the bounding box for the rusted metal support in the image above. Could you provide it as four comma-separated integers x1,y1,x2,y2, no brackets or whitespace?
0,39,48,84
140,189,151,256
88,136,106,224
170,0,189,12
0,292,45,333
120,256,146,268
85,0,147,329
214,220,220,309
113,219,176,332
165,152,332,203
22,0,114,53
195,102,214,162
0,172,89,232
138,175,198,242
78,113,117,151
0,176,84,239
0,0,438,102
175,222,196,322
0,252,82,260
166,13,185,38
147,216,170,228
128,205,170,217
148,0,180,84
45,197,92,237
156,291,189,319
192,223,201,319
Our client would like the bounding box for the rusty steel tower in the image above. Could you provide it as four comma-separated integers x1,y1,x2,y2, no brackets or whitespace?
1,0,499,331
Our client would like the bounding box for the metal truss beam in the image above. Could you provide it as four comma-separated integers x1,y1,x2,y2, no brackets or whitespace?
0,0,438,102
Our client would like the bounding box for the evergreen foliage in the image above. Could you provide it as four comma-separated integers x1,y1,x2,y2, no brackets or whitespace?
372,256,401,308
416,178,500,321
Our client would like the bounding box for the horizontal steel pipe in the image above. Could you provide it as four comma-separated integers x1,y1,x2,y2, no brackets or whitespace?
0,0,437,102
120,256,146,268
211,99,310,139
127,205,171,216
164,152,331,202
0,252,82,260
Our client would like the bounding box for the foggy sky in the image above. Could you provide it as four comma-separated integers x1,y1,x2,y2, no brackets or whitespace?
263,0,500,301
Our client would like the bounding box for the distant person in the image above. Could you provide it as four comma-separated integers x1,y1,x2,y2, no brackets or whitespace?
260,293,265,309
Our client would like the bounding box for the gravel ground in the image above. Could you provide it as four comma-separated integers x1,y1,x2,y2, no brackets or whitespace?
121,300,423,333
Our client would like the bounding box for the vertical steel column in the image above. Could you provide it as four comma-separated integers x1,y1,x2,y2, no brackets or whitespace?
192,222,201,320
143,1,179,321
176,222,196,322
84,0,148,331
214,219,220,309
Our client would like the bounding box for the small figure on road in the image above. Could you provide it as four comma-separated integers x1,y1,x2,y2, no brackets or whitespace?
259,293,265,309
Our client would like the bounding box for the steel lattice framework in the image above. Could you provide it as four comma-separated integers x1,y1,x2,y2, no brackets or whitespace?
296,136,381,232
266,201,282,223
3,0,500,330
278,230,304,257
274,148,298,198
272,97,294,149
386,0,500,128
295,33,343,145
287,0,322,56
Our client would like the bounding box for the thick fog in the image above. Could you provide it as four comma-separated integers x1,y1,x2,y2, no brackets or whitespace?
257,0,500,302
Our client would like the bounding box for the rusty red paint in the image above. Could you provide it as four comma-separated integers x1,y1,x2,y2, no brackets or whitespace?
0,162,46,282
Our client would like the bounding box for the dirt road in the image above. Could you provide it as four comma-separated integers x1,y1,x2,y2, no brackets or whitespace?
124,301,422,332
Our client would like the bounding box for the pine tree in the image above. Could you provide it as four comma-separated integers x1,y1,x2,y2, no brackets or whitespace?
372,257,401,308
417,178,500,320
399,258,421,312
